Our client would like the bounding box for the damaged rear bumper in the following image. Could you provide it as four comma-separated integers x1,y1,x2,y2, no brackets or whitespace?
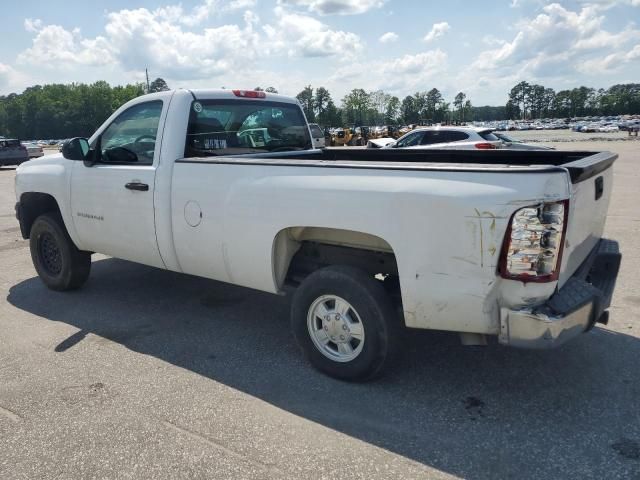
499,238,621,349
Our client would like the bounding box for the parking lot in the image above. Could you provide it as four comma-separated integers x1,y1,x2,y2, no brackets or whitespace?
0,139,639,479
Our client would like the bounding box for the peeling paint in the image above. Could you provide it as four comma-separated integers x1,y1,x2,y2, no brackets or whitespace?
474,208,484,268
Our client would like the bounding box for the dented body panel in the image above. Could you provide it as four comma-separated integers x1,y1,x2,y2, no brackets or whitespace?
171,161,571,334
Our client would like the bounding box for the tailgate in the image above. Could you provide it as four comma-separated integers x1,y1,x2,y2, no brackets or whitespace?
558,152,616,286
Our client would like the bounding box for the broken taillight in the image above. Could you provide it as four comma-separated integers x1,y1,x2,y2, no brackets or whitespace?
499,200,569,282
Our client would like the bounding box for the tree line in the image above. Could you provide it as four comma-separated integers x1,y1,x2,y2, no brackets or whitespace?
0,78,168,140
1,78,638,139
506,81,640,119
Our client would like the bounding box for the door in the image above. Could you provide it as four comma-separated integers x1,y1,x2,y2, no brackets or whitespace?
71,100,166,268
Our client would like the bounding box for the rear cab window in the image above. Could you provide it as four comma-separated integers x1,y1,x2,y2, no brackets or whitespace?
185,99,312,157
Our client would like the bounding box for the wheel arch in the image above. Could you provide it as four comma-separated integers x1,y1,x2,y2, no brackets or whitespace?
18,192,62,239
271,226,400,290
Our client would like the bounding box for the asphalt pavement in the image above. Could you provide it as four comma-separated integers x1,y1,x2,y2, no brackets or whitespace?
0,142,639,479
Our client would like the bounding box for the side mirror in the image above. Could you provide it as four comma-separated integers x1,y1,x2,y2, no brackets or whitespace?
61,138,89,160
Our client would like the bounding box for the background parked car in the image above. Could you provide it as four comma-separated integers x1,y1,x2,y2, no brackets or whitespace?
22,142,45,158
0,138,29,166
369,127,503,150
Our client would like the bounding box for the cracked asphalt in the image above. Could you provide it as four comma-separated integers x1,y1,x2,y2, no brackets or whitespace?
0,141,639,479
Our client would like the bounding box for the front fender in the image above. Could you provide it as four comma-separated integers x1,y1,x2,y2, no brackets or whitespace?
15,155,79,245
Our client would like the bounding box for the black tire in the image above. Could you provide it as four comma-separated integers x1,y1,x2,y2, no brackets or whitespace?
291,265,399,381
29,213,91,291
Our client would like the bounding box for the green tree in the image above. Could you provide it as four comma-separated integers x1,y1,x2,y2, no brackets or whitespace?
400,95,419,124
509,81,531,119
296,85,315,122
453,92,466,121
314,87,331,122
323,99,341,127
385,96,400,124
148,78,170,93
341,89,370,125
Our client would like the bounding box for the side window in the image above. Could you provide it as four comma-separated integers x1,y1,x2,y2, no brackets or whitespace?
397,132,422,147
99,101,163,165
446,131,470,142
421,131,447,145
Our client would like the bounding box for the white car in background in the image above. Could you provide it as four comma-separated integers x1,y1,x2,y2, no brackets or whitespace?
368,127,503,150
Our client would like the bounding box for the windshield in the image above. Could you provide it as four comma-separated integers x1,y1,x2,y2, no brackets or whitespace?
185,99,312,157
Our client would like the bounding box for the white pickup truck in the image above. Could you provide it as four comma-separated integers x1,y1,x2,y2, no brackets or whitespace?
15,89,621,381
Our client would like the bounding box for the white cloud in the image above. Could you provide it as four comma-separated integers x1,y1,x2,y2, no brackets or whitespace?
17,4,261,79
24,18,42,33
103,8,261,78
577,43,640,73
423,22,450,43
470,3,640,78
0,63,27,91
18,24,114,66
153,0,219,27
228,0,257,8
276,0,386,15
328,49,448,95
379,32,398,43
263,8,363,57
0,63,15,89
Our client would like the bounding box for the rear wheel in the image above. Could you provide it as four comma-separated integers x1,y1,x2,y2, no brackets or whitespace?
291,265,398,381
30,213,91,291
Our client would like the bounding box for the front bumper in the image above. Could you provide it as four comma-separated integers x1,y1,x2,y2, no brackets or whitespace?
499,238,621,349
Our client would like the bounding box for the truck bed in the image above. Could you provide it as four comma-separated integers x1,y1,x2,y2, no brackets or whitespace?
176,149,616,184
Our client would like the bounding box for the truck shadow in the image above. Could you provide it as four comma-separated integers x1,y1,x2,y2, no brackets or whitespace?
7,258,640,478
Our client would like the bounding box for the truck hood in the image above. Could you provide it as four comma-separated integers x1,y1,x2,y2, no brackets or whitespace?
16,152,65,173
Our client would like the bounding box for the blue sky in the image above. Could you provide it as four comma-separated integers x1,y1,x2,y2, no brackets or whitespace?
0,0,638,105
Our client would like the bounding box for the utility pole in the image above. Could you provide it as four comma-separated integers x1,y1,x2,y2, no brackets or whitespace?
145,68,150,94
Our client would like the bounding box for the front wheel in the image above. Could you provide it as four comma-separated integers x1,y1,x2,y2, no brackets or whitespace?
291,265,399,381
29,213,91,291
